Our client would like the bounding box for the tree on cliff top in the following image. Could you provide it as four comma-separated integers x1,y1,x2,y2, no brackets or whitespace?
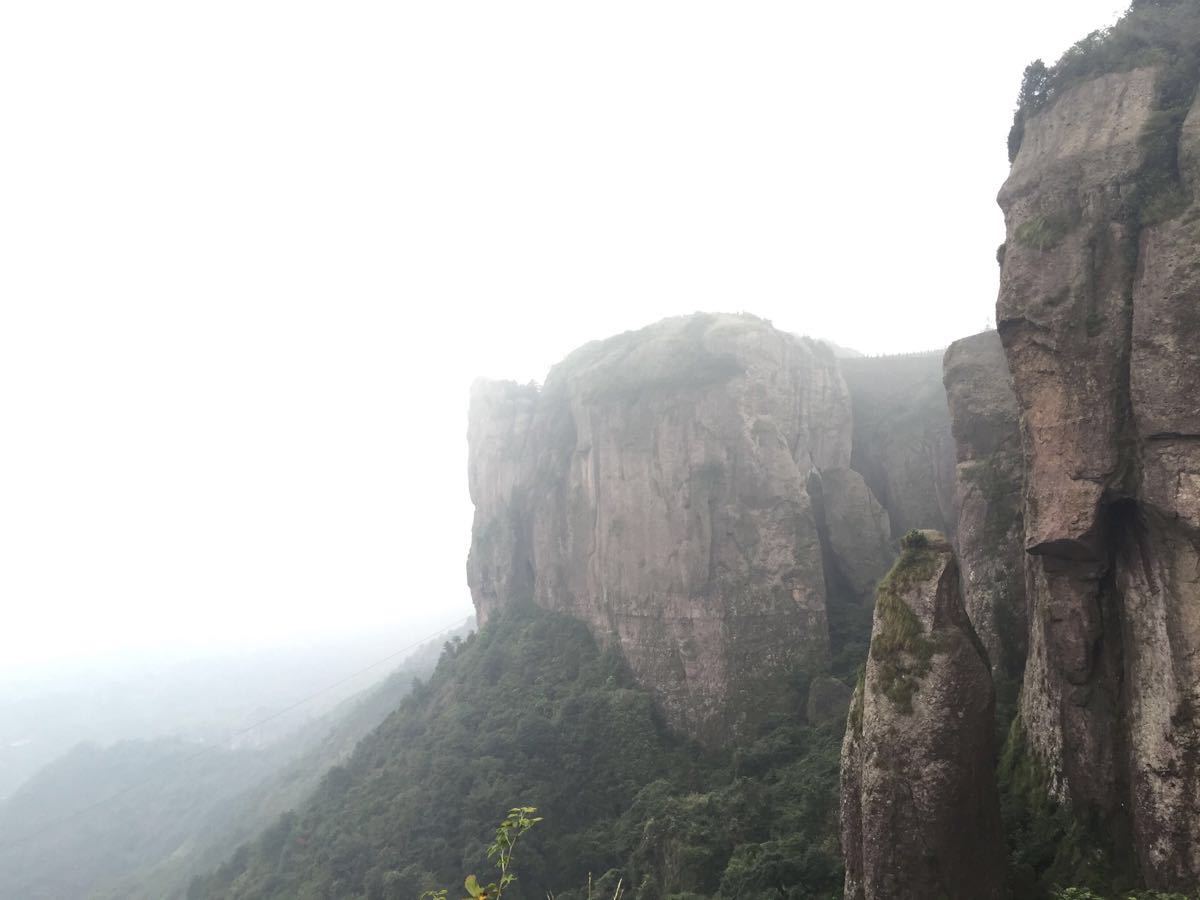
1008,0,1200,161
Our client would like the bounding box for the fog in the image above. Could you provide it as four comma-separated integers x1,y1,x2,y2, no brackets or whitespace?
1,1,1125,674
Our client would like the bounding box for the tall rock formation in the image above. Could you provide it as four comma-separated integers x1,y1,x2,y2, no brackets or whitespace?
998,59,1200,887
467,313,893,742
840,354,958,538
943,332,1027,690
840,532,1004,900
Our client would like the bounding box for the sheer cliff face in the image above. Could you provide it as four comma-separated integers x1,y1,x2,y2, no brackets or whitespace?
840,355,957,539
943,332,1026,683
840,534,1003,900
467,314,880,742
999,67,1200,886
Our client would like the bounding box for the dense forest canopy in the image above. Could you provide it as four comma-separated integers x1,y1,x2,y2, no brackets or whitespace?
187,606,847,900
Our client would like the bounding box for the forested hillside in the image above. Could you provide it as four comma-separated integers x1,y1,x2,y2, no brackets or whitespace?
189,605,847,900
0,626,469,900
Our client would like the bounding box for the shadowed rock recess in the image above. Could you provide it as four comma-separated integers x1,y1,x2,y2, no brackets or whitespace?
998,57,1200,888
467,313,911,743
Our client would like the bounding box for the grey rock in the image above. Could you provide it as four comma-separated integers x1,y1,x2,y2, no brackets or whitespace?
806,675,852,725
942,331,1026,682
840,533,1004,900
467,313,853,743
997,65,1200,887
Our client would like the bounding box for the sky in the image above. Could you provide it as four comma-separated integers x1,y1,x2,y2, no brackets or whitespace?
0,0,1128,672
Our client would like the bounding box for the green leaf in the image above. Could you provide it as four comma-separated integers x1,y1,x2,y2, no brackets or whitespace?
465,875,483,898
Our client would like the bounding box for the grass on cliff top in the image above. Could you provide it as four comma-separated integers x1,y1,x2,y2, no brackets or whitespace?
550,313,755,404
869,530,940,715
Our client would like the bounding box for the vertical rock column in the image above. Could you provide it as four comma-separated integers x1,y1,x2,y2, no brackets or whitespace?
840,532,1003,900
997,63,1200,885
942,332,1027,692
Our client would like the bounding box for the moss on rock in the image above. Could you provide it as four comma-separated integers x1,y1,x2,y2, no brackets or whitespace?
868,535,940,714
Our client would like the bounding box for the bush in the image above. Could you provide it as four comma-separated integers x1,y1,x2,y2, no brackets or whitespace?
1014,214,1074,251
1006,0,1200,215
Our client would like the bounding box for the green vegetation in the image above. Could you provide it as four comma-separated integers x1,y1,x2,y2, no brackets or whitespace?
869,532,939,713
1052,890,1197,900
1008,2,1200,158
189,605,848,900
421,807,543,900
561,314,748,404
1014,214,1074,252
998,718,1140,899
1053,890,1198,900
1007,1,1200,227
0,633,458,900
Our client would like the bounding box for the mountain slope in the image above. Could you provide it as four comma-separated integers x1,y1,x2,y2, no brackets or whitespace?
188,604,847,900
0,625,469,900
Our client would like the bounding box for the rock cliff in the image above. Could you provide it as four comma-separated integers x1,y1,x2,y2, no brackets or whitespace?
467,313,898,742
840,532,1004,900
997,58,1200,888
840,354,957,538
942,332,1026,693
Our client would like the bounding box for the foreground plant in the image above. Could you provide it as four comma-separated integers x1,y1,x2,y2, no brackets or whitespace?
421,806,542,900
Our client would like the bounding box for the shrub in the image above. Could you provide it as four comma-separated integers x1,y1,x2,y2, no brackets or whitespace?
1014,214,1074,251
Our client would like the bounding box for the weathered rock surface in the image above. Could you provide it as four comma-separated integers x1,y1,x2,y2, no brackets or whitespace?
811,467,894,599
840,532,1004,900
998,65,1200,887
806,675,853,725
942,331,1026,684
840,354,957,538
468,313,871,742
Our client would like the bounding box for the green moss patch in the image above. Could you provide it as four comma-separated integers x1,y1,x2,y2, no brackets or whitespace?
869,537,940,714
1015,214,1074,251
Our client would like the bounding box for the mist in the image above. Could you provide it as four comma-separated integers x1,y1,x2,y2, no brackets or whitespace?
0,0,1126,676
2,0,1180,897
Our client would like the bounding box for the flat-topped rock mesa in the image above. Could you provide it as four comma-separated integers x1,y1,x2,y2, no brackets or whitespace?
467,313,914,743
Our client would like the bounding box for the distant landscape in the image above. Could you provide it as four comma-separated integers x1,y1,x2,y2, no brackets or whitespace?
5,1,1200,899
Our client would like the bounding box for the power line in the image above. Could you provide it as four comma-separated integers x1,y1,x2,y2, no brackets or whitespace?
0,618,470,850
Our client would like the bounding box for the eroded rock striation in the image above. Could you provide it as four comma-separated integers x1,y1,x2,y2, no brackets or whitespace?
840,532,1004,900
998,63,1200,888
467,313,896,742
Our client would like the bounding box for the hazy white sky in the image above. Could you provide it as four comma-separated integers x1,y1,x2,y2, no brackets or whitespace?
1,1,1126,671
